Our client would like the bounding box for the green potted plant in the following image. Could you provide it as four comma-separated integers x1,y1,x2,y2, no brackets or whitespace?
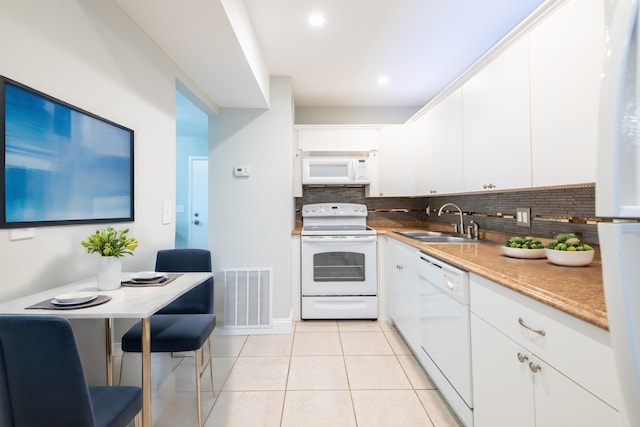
82,227,138,290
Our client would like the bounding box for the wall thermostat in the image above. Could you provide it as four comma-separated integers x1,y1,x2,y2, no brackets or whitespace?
234,165,251,177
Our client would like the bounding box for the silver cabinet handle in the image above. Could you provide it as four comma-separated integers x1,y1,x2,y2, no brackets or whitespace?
517,353,529,363
518,317,546,336
529,362,542,373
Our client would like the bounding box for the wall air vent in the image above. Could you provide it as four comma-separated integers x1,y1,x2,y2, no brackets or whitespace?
222,267,272,328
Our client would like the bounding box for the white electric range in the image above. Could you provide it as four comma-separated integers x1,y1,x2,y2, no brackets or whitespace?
300,203,377,319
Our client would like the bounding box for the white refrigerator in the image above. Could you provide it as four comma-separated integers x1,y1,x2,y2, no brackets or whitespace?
597,0,640,426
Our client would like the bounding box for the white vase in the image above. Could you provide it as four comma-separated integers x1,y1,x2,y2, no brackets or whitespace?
97,256,122,291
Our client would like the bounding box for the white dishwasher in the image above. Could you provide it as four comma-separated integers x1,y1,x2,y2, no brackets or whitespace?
417,251,473,426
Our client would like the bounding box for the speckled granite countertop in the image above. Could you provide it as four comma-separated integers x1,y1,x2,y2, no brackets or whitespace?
293,221,608,330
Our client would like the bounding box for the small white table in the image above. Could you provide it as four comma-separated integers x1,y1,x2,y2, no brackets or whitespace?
0,271,212,427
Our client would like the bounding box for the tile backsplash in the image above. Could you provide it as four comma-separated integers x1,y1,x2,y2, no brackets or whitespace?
295,184,615,245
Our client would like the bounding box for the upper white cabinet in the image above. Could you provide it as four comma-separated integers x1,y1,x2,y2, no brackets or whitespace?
462,37,532,192
373,125,417,197
296,127,379,151
420,87,465,195
528,0,605,187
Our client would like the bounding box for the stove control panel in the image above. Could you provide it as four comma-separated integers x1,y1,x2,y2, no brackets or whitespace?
302,203,367,217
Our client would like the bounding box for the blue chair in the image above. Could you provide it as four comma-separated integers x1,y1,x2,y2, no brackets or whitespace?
0,315,142,427
120,249,215,427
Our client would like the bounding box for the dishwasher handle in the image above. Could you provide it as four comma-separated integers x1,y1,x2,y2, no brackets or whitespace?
418,253,443,269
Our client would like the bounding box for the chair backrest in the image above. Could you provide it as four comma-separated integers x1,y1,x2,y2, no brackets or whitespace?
0,341,14,427
155,248,214,315
0,315,97,427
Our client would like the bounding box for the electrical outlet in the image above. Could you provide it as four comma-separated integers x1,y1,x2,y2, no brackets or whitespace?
234,165,251,177
9,228,35,241
517,207,531,227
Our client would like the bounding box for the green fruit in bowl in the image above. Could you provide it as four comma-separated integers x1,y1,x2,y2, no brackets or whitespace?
504,236,544,250
546,233,593,251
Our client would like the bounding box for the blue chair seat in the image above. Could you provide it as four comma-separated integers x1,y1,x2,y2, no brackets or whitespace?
121,314,216,353
90,386,143,427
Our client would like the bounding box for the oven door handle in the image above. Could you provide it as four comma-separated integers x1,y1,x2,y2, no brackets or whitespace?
301,235,378,243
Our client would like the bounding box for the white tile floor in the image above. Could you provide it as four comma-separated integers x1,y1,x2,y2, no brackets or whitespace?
143,320,463,426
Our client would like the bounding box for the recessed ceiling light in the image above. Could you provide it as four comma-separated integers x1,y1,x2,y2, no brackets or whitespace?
308,13,325,27
377,76,389,86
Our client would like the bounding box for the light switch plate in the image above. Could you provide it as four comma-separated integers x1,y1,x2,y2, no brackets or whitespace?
517,207,531,227
162,200,172,225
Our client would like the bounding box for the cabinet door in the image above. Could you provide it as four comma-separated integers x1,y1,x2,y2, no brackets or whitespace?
375,125,416,197
413,106,437,196
414,88,464,196
431,88,465,195
529,0,605,187
297,129,339,151
297,128,379,151
337,128,379,150
387,239,420,352
463,37,532,192
471,314,535,427
533,357,619,427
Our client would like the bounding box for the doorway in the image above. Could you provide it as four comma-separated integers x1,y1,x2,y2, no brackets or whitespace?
188,156,208,249
175,89,208,249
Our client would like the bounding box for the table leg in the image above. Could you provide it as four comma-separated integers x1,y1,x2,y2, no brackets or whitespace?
105,318,113,386
142,317,151,427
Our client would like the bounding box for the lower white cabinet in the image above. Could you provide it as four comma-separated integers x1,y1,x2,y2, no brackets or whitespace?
472,314,618,427
471,314,536,427
470,274,620,427
387,238,420,352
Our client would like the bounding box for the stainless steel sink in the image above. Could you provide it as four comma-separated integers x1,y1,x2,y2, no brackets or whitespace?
394,230,483,244
395,231,448,238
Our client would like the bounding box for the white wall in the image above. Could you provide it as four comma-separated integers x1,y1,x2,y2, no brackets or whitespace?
0,0,197,385
0,0,184,300
209,76,294,323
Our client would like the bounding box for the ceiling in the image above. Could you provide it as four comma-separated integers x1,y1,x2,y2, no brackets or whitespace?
117,0,546,111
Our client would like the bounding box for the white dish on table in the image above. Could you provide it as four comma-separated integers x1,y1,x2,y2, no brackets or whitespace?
52,292,98,305
501,246,547,259
129,271,167,282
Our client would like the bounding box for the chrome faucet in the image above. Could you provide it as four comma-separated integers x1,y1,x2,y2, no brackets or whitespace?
437,203,464,234
468,220,480,239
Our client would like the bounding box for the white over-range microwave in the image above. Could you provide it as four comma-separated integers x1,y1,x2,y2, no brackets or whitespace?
301,156,370,185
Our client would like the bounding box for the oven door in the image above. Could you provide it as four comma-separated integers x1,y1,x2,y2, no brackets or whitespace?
301,235,377,296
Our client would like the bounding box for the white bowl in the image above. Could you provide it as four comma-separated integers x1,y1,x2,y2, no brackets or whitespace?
545,248,594,267
502,246,546,259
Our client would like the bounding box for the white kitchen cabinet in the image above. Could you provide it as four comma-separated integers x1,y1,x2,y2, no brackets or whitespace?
413,88,464,196
471,314,535,427
372,125,417,197
296,127,379,151
387,238,420,353
470,274,620,427
462,37,532,192
528,0,604,187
